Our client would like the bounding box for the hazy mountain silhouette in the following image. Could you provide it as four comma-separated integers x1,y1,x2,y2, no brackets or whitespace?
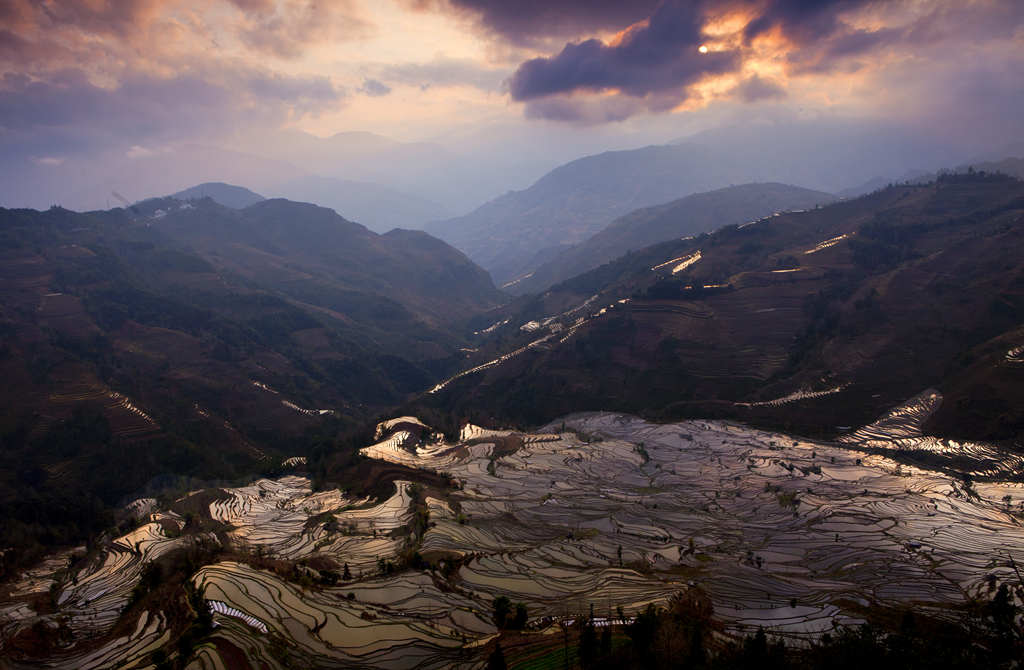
170,182,265,209
272,175,452,233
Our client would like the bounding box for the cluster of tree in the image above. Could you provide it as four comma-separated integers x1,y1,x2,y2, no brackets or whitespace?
569,585,1021,670
493,596,529,630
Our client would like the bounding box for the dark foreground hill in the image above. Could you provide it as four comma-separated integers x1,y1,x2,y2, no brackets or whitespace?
512,182,833,294
414,172,1024,443
0,197,501,566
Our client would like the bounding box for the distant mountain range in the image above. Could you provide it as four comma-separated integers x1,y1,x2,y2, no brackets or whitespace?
0,142,458,233
424,121,969,286
414,172,1024,443
510,182,834,294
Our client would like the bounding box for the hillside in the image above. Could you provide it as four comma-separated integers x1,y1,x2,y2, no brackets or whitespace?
512,183,833,294
414,173,1024,442
170,182,265,209
0,198,502,567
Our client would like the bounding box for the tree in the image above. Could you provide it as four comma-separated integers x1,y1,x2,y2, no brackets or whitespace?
493,596,511,629
629,603,660,663
511,602,528,629
578,610,597,669
487,643,507,670
342,563,352,580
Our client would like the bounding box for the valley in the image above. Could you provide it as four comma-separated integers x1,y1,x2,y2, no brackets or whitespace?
3,2,1024,667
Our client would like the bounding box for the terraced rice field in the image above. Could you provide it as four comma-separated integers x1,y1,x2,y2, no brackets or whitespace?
362,398,1024,644
3,394,1023,668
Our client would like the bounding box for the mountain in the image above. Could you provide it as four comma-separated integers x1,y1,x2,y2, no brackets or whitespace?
170,182,265,209
423,143,729,284
271,175,452,233
424,120,968,285
511,183,834,294
5,174,1024,670
0,197,502,567
414,172,1024,442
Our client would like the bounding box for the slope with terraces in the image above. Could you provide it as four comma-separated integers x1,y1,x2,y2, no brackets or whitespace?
416,172,1024,442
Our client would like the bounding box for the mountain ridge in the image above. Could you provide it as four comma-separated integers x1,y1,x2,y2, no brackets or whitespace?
511,182,834,293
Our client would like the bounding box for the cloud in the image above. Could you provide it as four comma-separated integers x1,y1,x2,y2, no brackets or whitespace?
407,0,661,44
522,95,653,124
743,0,871,46
359,78,392,97
0,66,344,158
0,1,359,161
232,0,370,59
31,156,66,167
508,1,740,118
0,0,370,72
733,74,785,102
376,58,508,92
500,0,1024,122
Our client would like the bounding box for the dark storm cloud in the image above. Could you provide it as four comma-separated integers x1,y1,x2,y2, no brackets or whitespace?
742,0,872,45
502,0,1024,121
508,1,738,102
410,0,662,44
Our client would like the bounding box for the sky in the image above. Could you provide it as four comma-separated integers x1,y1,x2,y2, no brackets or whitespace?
1,0,1022,211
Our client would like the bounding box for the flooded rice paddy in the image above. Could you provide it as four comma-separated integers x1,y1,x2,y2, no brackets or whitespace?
3,393,1024,667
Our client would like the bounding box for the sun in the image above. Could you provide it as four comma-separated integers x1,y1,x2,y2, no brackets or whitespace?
698,44,709,54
